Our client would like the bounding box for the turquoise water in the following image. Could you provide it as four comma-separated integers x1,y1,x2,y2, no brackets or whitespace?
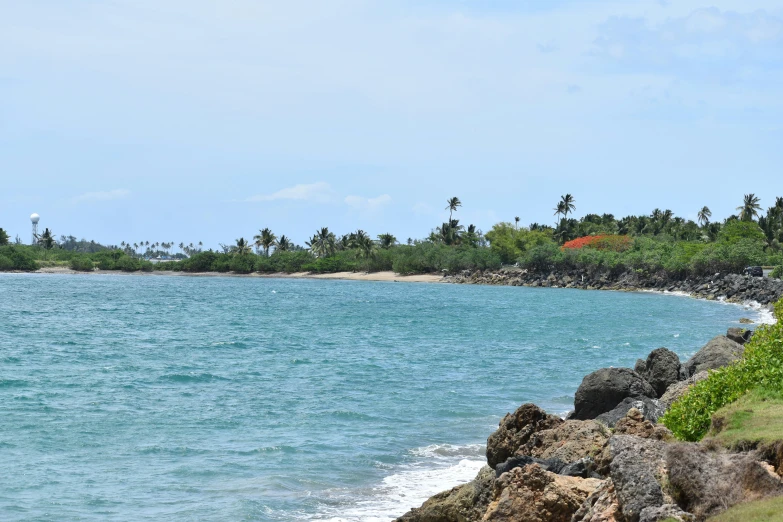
0,274,763,521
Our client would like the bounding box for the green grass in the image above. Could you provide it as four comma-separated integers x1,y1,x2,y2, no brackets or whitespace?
705,388,783,447
707,495,783,521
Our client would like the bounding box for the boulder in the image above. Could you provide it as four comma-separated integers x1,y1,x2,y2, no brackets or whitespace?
682,336,744,378
595,397,666,428
659,371,709,410
526,420,610,464
572,479,622,522
613,408,672,440
739,317,754,324
394,465,494,522
638,504,695,522
726,327,753,345
665,443,783,520
494,455,565,478
573,368,657,420
609,435,669,522
486,403,563,468
482,464,603,522
634,348,681,397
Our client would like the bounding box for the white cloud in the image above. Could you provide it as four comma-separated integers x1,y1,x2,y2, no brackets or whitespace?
72,189,130,203
245,182,336,203
412,202,433,215
344,194,392,211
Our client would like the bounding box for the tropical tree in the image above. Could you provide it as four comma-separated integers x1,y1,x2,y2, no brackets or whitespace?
234,237,252,256
37,228,56,250
377,233,397,249
275,235,292,252
254,228,277,257
737,194,762,222
354,234,376,260
514,216,520,231
0,228,9,246
445,197,462,221
697,206,712,227
559,194,576,220
306,227,336,258
553,200,566,224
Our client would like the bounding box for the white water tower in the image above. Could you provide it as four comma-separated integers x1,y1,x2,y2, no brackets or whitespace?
30,213,40,244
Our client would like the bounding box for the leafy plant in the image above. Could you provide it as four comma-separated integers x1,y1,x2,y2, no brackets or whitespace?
69,256,94,272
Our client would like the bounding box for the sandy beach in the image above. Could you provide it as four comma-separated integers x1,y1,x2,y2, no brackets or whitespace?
32,267,446,283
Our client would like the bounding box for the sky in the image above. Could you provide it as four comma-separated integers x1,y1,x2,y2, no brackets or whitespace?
1,0,782,248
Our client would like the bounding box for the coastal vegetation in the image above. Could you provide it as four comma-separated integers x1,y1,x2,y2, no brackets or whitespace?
2,193,783,278
661,297,783,441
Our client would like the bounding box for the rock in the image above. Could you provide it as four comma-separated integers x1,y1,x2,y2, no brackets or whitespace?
659,371,709,410
482,464,603,522
486,403,563,468
572,479,622,522
739,317,754,324
595,398,666,428
635,348,681,397
526,420,610,464
666,443,783,520
394,465,494,522
609,435,668,522
638,504,695,522
573,368,657,420
560,457,601,479
613,408,672,440
494,455,565,478
726,327,753,345
682,336,745,378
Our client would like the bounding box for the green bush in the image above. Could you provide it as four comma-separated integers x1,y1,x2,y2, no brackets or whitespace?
180,251,220,272
139,260,154,272
661,298,783,441
0,255,13,271
114,256,141,272
69,256,94,272
255,251,314,273
229,255,256,274
0,246,39,271
771,266,783,279
91,250,124,270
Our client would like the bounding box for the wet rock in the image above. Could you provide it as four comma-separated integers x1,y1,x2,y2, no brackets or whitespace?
394,465,494,522
573,368,657,420
595,398,666,428
635,348,682,398
483,464,603,522
486,403,563,468
495,455,565,478
739,317,754,324
682,336,745,377
659,371,709,410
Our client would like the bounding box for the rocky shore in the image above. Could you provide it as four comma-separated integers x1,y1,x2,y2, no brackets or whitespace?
395,322,782,521
446,269,783,306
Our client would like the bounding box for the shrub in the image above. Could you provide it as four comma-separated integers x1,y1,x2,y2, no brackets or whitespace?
771,266,783,279
139,260,154,272
91,250,124,270
0,255,13,271
562,235,632,252
661,297,783,441
229,255,256,274
69,256,94,272
181,251,220,272
0,246,39,271
115,256,140,272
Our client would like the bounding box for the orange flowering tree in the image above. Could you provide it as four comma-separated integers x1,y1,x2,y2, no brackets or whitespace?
562,235,632,252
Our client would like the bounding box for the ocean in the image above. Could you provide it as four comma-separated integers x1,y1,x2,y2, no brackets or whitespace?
0,273,766,521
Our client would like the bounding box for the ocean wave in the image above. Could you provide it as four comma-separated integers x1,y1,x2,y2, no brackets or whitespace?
158,373,230,383
409,443,484,459
0,378,29,388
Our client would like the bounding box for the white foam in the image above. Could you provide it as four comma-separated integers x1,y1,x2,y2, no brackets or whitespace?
307,445,486,522
643,289,776,325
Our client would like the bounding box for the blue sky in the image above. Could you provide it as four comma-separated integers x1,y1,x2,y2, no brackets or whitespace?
1,0,782,248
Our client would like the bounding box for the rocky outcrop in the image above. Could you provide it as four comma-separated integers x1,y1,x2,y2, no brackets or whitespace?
483,464,603,521
634,348,681,398
609,435,669,522
448,269,783,305
595,398,666,428
681,336,745,377
573,368,657,420
613,408,672,441
659,371,709,409
665,444,783,520
526,420,610,464
395,465,494,522
486,403,563,468
638,504,694,522
726,327,753,345
572,479,622,522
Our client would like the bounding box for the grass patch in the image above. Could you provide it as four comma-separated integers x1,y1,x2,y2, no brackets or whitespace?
705,388,783,447
708,495,783,521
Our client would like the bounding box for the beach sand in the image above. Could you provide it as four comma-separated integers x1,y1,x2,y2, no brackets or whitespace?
33,267,445,283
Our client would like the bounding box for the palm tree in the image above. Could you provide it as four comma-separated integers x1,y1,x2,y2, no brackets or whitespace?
514,216,520,231
697,206,712,227
559,194,576,220
254,228,277,257
306,227,336,258
737,194,762,222
553,200,566,224
234,237,252,256
355,234,376,260
36,228,56,250
445,197,462,221
275,235,292,252
377,233,397,249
